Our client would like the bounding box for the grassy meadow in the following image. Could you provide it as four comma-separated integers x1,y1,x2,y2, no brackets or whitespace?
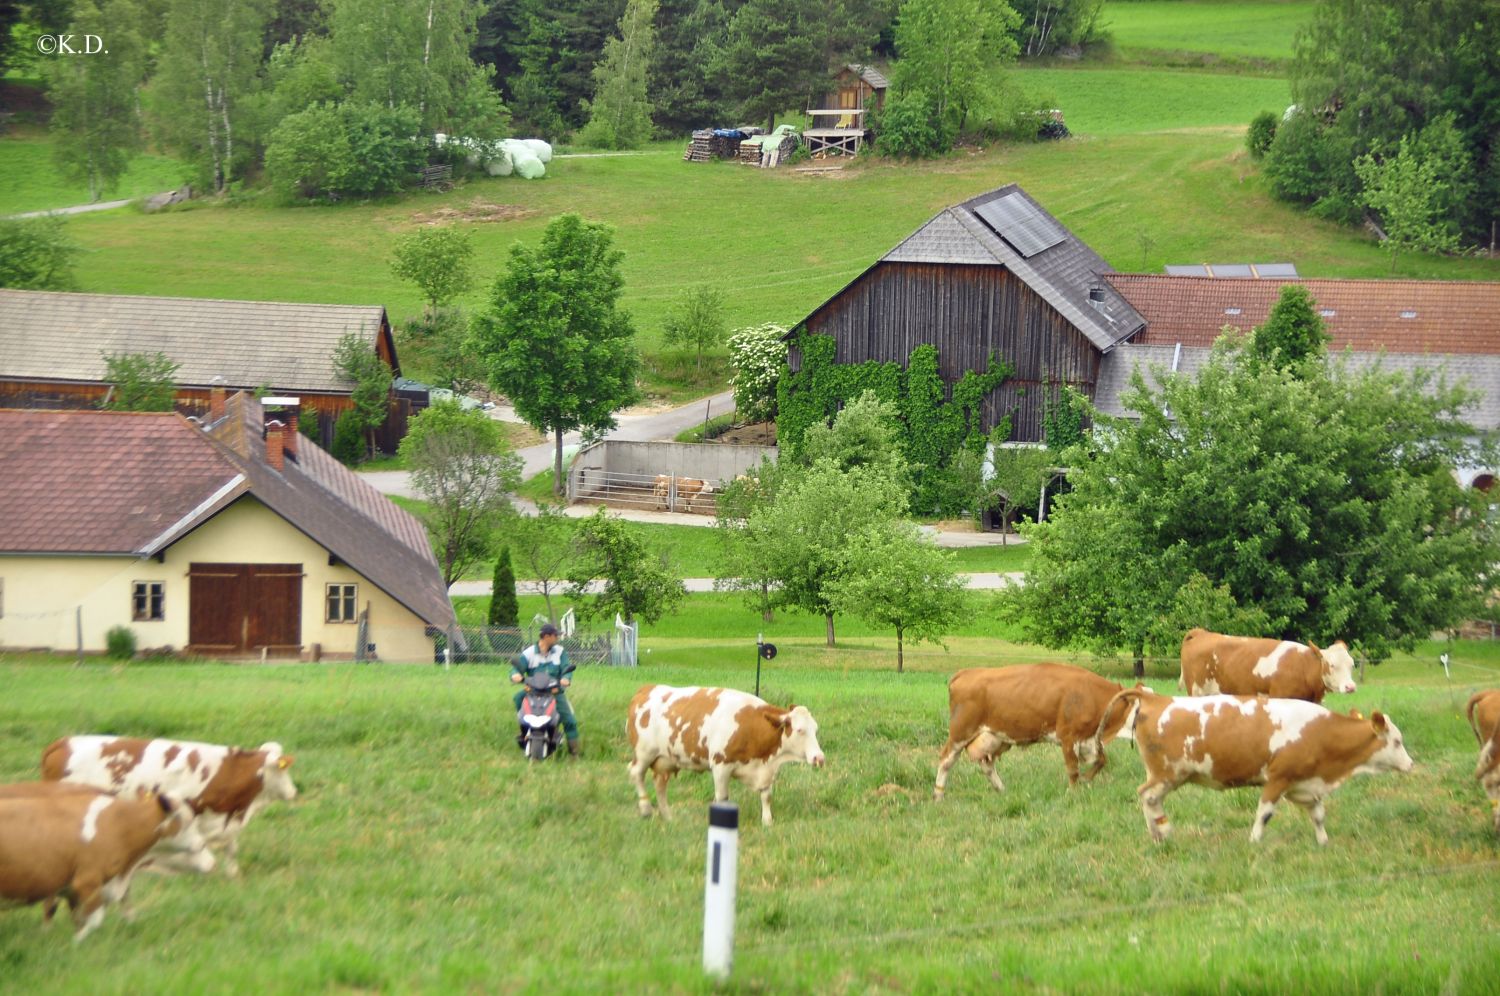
1102,0,1316,64
0,126,191,215
1014,66,1291,134
3,631,1499,993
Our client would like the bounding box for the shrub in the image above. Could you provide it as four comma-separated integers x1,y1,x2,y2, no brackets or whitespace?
105,625,137,661
332,410,365,465
267,102,425,201
875,90,949,158
0,217,80,290
1247,110,1278,159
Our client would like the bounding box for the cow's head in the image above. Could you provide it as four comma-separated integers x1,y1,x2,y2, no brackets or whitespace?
773,706,825,768
258,742,298,801
1365,712,1414,774
1319,641,1358,695
152,792,216,873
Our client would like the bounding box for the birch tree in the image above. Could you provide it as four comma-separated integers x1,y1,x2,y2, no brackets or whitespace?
152,0,271,193
577,0,657,150
47,0,147,203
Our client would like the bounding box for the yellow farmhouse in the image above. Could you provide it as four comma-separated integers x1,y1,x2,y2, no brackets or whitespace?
0,391,456,662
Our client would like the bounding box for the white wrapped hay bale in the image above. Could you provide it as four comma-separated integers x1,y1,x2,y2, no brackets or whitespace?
519,139,553,163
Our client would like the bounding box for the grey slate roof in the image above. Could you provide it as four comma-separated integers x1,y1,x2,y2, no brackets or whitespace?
847,64,889,89
1095,344,1500,429
0,289,388,393
870,184,1145,350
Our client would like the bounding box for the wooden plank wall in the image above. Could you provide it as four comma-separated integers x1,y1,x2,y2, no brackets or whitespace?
804,262,1101,442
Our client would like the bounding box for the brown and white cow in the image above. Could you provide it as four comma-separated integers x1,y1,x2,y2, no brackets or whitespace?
1179,628,1358,703
627,685,825,827
652,475,712,513
0,786,211,941
934,664,1137,799
1099,689,1413,845
1466,689,1500,833
42,736,297,877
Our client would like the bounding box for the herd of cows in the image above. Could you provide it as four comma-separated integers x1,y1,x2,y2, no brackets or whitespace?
0,737,297,941
625,628,1500,846
6,626,1500,945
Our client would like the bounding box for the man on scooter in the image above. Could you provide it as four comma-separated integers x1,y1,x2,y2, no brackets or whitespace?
511,623,580,756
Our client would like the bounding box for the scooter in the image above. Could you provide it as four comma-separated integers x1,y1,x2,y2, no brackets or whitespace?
516,671,564,761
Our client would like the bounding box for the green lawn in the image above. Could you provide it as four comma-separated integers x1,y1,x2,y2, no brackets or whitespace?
2,633,1498,991
0,129,191,215
1015,66,1292,134
1102,0,1316,64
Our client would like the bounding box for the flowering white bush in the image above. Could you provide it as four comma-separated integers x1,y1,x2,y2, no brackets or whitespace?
727,323,787,424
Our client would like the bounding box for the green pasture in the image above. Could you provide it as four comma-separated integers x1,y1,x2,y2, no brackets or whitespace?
1015,66,1291,134
1102,0,1316,65
31,132,1500,386
2,628,1498,992
0,128,190,216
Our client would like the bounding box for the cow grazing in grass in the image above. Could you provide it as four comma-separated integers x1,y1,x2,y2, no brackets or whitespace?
627,685,825,826
0,786,211,941
1179,628,1357,703
42,736,297,877
1467,690,1500,833
934,664,1136,799
1098,689,1413,845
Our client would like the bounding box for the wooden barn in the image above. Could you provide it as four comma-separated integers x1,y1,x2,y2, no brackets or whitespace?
788,183,1144,441
0,289,414,450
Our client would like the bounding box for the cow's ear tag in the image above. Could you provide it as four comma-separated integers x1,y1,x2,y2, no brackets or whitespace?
277,756,293,769
1350,709,1364,720
1491,799,1499,812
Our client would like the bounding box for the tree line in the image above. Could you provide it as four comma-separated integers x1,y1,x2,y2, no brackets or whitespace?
5,0,1109,202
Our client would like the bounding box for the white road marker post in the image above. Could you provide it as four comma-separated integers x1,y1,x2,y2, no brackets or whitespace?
703,802,739,980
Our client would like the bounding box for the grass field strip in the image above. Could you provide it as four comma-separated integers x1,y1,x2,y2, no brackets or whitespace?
730,858,1500,957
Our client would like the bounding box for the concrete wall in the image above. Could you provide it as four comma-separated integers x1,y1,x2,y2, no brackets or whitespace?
567,441,777,498
0,495,438,662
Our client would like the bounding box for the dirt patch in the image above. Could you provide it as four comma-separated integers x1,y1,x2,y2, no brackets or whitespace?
932,519,976,533
410,198,535,225
716,421,777,445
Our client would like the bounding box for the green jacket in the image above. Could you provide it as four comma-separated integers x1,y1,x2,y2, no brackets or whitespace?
512,642,574,683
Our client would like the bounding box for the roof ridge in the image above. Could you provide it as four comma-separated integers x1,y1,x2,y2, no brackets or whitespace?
0,288,386,310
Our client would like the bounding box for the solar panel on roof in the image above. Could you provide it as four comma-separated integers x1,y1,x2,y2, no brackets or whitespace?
1165,264,1211,277
1208,264,1254,278
972,192,1067,258
1253,263,1299,277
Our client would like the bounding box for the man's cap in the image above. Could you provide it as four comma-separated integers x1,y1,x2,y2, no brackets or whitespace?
539,623,559,637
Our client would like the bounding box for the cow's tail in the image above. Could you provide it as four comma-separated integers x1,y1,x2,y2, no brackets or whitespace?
1091,686,1151,759
39,737,69,781
1468,692,1489,745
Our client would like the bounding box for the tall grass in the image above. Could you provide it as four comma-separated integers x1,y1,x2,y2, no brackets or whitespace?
0,129,191,215
1,643,1497,992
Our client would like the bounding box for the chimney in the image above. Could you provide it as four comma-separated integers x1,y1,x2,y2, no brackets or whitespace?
266,419,285,472
284,413,299,460
209,376,226,422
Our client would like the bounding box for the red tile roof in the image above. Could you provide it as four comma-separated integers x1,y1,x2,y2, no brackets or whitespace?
1107,274,1500,355
0,410,243,554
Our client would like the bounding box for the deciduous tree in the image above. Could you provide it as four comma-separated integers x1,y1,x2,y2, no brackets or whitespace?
827,520,966,671
333,330,394,457
390,227,476,317
661,285,726,371
1249,285,1328,371
1005,335,1498,666
511,500,577,622
577,0,657,149
471,213,642,495
46,0,146,203
891,0,1019,136
152,0,272,193
0,218,79,290
399,399,522,585
1355,134,1466,270
566,507,685,624
100,351,179,411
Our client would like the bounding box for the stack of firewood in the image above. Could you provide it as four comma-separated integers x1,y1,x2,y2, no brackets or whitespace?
683,130,715,162
738,141,763,165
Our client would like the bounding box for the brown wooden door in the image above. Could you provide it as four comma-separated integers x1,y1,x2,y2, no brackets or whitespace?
189,563,303,653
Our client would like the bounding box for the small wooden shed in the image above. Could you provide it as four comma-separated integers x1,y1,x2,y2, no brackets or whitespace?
805,64,889,157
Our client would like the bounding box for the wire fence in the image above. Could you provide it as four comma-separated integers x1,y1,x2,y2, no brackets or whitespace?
426,618,639,668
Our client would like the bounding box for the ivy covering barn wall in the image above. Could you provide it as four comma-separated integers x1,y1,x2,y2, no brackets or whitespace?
776,331,1014,513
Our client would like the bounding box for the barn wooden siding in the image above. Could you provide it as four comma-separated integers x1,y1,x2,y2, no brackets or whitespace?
798,262,1101,442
